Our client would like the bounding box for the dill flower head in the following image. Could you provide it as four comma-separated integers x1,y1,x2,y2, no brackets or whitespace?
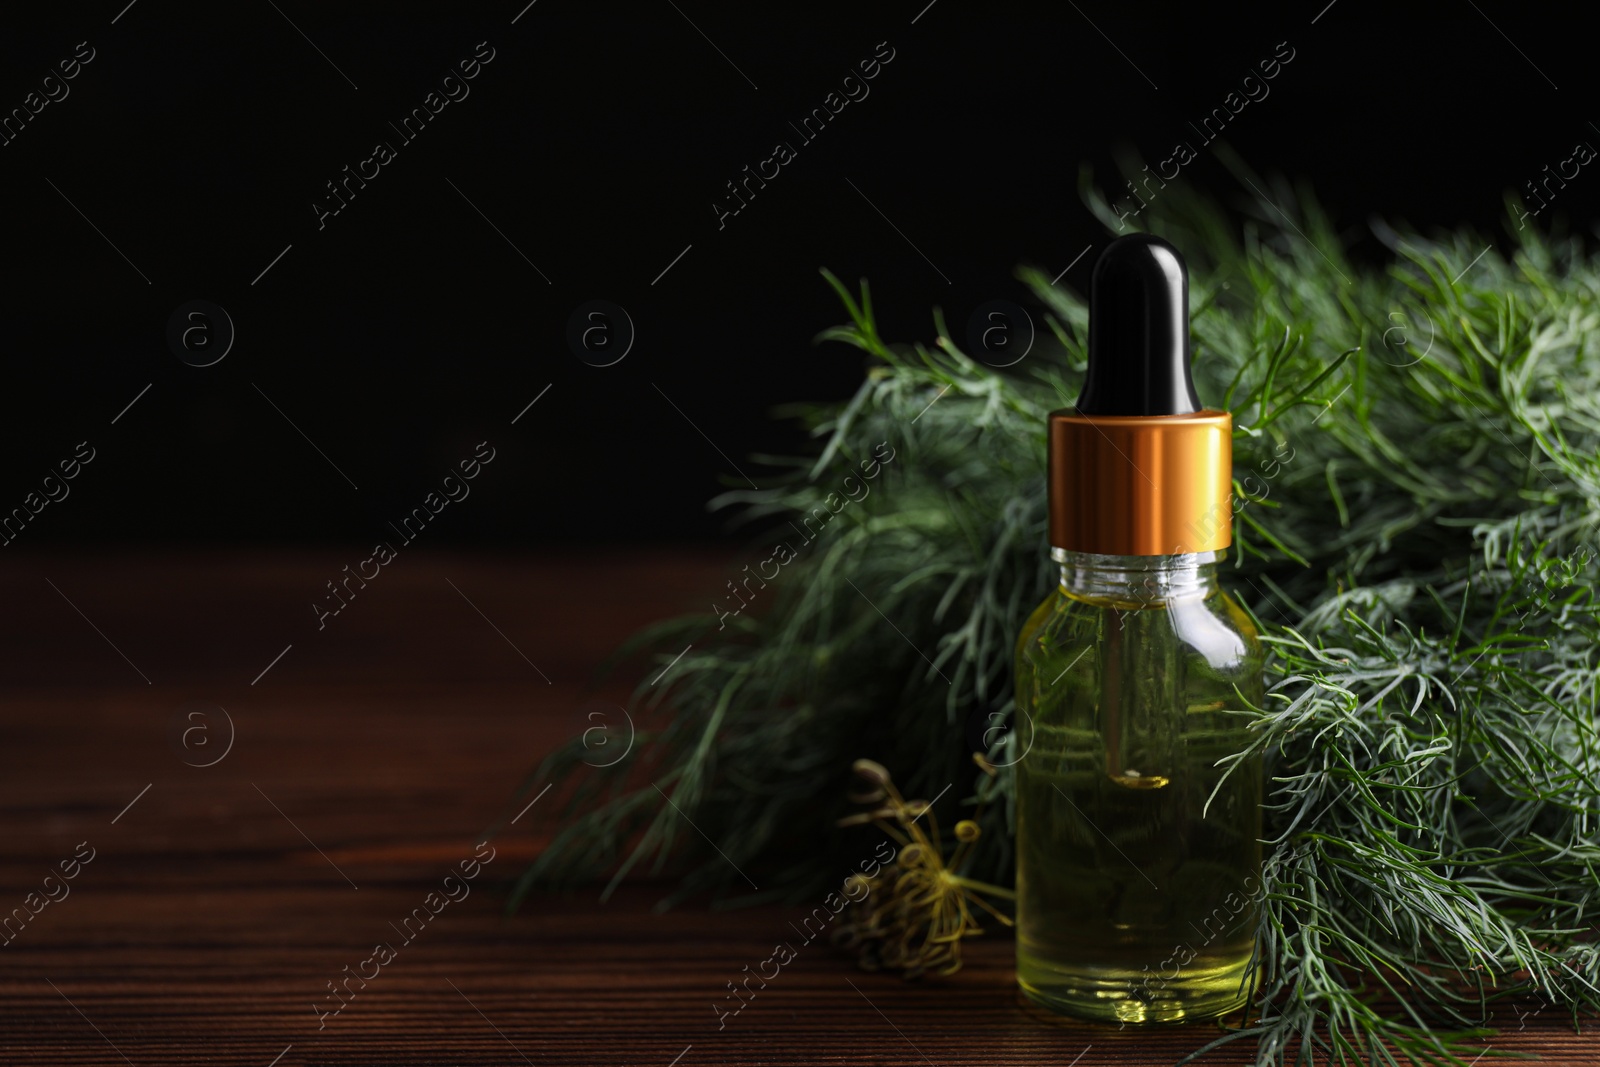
832,759,1014,978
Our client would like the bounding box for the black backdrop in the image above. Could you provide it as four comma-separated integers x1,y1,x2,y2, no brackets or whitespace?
3,1,1595,546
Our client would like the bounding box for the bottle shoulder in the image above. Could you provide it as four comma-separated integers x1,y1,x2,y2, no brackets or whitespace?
1017,584,1263,678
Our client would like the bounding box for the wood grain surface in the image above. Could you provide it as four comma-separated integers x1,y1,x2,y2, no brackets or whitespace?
0,551,1593,1065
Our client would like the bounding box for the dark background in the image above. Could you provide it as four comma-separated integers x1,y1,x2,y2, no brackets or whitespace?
2,0,1595,546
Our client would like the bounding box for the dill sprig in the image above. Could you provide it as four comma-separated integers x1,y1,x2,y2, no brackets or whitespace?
508,156,1600,1064
831,757,1014,978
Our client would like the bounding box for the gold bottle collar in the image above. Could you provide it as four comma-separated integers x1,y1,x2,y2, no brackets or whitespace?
1047,409,1233,556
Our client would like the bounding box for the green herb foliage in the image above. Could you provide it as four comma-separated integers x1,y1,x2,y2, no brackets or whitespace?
508,160,1600,1065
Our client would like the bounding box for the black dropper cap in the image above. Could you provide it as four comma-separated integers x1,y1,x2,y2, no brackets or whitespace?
1075,234,1202,416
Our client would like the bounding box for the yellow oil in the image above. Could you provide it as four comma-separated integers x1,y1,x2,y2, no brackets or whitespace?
1014,555,1264,1023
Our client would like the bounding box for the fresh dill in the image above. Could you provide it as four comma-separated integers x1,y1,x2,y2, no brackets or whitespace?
507,157,1600,1066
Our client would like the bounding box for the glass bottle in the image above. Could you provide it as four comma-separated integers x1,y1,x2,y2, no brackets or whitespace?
1014,233,1265,1023
1014,548,1264,1022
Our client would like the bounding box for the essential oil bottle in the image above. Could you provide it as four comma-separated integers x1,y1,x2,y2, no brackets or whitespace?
1014,234,1265,1023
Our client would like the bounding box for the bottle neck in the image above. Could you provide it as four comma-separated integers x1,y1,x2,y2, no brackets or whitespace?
1052,548,1224,605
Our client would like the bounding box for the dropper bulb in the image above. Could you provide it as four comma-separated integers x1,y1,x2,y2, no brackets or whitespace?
1076,234,1202,416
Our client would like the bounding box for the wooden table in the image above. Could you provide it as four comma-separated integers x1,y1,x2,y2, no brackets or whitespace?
1,552,1592,1065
